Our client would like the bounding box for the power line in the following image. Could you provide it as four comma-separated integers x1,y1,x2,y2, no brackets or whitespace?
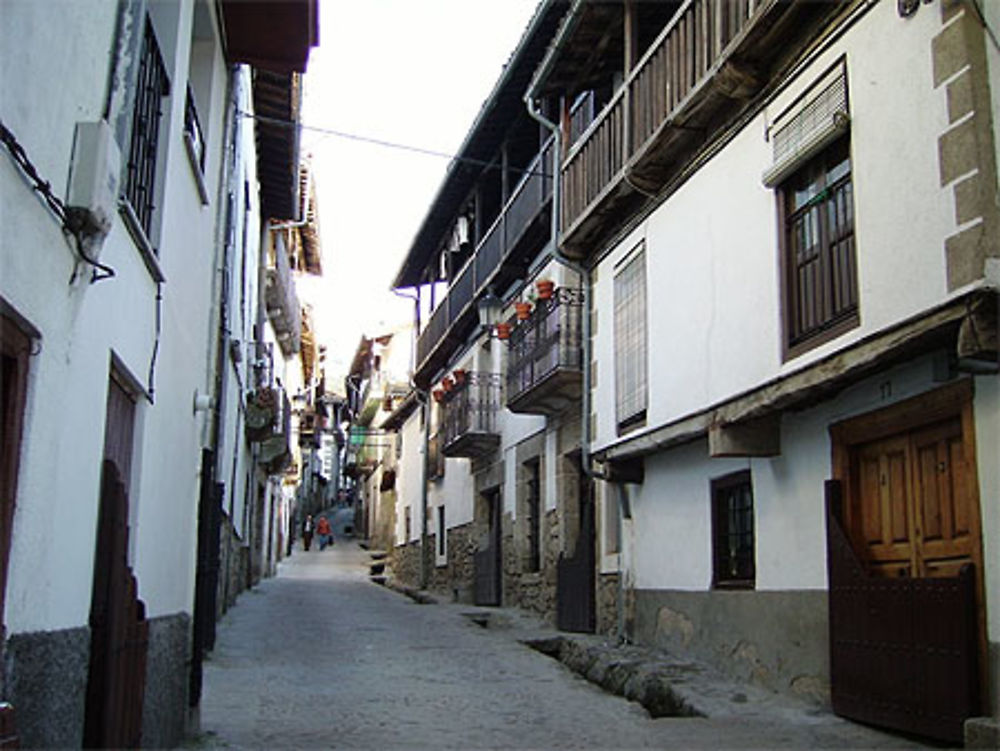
239,110,551,178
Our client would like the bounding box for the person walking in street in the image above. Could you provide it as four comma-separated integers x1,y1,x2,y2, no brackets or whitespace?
302,514,314,551
316,514,333,550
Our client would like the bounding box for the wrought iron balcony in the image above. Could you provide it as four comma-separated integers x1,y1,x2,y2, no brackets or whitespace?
441,372,502,458
558,0,835,258
414,140,554,388
506,288,584,415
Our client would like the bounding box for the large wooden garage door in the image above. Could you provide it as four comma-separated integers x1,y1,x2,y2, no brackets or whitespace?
828,379,985,743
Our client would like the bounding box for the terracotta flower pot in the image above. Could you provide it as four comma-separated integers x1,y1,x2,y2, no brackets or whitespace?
495,322,511,340
442,376,454,392
535,279,555,300
453,368,466,384
432,389,445,402
515,301,532,320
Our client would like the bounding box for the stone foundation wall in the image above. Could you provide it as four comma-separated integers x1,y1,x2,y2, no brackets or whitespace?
3,626,89,748
217,513,250,617
391,540,422,588
140,613,191,748
596,572,620,636
427,522,476,603
633,588,829,704
501,509,560,623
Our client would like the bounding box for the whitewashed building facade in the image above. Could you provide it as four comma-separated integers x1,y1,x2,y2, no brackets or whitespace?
390,0,998,744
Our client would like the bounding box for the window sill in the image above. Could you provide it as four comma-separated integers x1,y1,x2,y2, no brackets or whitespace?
183,133,210,205
783,311,859,363
119,200,166,283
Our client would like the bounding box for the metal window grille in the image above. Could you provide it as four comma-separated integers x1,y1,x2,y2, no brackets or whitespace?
437,506,446,557
526,459,541,573
712,471,755,588
124,18,170,241
614,247,648,430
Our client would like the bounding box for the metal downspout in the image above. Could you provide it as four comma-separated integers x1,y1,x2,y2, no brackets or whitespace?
526,70,629,644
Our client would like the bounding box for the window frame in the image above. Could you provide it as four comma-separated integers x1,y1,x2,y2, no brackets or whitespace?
525,458,541,573
121,16,171,255
613,244,648,434
711,470,756,590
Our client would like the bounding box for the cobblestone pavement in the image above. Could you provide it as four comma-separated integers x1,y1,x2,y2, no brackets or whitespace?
186,538,929,750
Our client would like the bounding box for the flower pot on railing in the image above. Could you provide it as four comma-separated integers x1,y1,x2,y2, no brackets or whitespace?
495,322,511,340
535,279,555,300
453,368,467,384
433,389,445,403
245,387,278,442
442,376,454,392
515,302,532,320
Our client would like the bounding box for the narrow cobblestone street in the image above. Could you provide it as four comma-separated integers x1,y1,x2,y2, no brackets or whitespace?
187,533,929,750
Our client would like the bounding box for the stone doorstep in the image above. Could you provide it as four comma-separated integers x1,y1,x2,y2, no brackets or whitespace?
964,715,999,749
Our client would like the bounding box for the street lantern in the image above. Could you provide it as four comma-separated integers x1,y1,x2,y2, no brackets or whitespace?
476,289,502,331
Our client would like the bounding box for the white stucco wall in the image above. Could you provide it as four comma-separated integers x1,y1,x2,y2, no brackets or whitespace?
0,0,253,630
592,0,972,454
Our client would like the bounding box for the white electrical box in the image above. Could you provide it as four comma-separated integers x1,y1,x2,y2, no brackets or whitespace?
66,120,121,238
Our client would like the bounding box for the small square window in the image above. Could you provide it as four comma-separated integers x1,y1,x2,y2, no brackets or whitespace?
711,471,755,589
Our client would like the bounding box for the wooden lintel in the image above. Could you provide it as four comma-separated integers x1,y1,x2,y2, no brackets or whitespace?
709,414,781,458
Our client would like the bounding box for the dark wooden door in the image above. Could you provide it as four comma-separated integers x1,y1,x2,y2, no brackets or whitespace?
557,470,595,633
84,378,148,748
474,490,502,606
1,314,31,634
828,383,985,743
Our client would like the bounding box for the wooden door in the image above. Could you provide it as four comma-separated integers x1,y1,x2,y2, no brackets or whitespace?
84,376,148,748
848,416,977,581
474,490,502,606
830,380,985,743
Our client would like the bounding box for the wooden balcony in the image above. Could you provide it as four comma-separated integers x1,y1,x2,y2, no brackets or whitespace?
250,387,292,475
558,0,838,258
414,141,554,389
506,288,584,415
441,372,502,458
264,232,301,355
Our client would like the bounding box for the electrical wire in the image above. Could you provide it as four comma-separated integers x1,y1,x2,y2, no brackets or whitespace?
239,111,551,178
0,118,116,283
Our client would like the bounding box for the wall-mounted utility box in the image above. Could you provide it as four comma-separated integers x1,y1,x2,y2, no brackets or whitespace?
66,120,121,239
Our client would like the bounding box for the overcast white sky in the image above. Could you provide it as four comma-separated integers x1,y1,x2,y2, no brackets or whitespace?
299,0,541,384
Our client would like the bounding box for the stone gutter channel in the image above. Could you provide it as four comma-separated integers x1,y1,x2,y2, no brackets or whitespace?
370,558,814,723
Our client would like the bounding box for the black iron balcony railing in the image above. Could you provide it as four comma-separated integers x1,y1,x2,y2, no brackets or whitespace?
560,0,830,257
507,288,584,415
441,372,502,458
415,139,554,384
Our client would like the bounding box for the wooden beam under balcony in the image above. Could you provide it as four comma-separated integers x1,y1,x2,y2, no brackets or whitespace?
556,0,842,260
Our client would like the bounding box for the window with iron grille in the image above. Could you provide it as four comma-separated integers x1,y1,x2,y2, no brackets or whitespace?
436,506,446,559
525,459,541,572
614,246,647,433
711,471,755,589
123,18,170,243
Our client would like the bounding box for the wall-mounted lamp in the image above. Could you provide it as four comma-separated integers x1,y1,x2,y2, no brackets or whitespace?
476,289,502,330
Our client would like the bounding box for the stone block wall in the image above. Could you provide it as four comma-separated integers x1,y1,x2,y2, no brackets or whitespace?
596,572,621,636
502,509,560,623
427,522,475,602
391,540,422,588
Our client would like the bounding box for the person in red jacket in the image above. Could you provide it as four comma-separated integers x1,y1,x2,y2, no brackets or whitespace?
316,515,334,550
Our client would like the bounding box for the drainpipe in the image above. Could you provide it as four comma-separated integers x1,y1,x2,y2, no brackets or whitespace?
526,54,630,644
418,390,431,590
